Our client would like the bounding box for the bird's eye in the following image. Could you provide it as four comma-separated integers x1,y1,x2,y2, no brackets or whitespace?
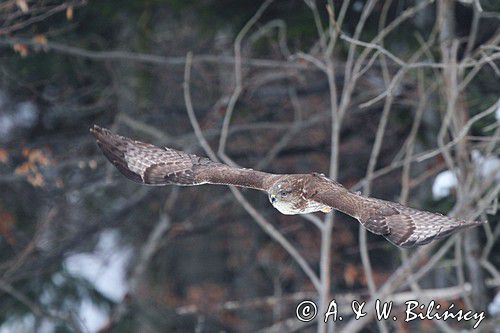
279,190,288,197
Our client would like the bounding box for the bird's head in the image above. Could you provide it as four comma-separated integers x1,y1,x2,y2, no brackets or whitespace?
268,178,300,215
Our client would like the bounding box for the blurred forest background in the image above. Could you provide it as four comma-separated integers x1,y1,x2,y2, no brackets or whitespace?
0,0,499,332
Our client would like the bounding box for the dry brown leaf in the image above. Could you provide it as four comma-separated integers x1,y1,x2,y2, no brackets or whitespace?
343,263,358,286
13,44,29,57
0,148,8,164
28,149,50,166
0,209,16,245
33,34,48,46
27,172,45,187
66,6,74,21
15,162,31,175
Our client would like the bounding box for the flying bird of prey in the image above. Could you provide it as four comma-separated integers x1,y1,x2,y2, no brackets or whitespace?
90,125,483,248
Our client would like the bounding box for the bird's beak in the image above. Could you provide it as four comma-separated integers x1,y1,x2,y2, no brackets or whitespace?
270,194,276,203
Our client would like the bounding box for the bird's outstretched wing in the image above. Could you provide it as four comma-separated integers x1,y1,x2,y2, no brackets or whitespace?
306,175,483,247
91,126,483,247
90,125,276,191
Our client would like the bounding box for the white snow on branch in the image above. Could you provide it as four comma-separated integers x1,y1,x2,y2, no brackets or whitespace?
433,149,499,200
78,298,109,333
472,149,500,181
432,170,458,200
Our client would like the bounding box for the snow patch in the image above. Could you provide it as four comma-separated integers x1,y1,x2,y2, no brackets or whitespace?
0,96,38,141
16,101,38,127
79,298,109,333
432,170,458,200
472,149,500,181
0,314,35,333
432,149,500,200
64,229,132,302
64,229,133,332
489,291,500,316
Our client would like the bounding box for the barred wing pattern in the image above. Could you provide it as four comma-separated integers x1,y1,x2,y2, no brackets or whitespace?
307,177,482,247
384,202,481,246
90,125,274,190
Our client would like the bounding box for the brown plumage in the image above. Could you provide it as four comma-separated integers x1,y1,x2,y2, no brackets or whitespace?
91,125,483,248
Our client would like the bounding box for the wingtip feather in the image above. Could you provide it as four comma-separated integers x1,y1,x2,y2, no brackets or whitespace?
90,125,145,183
90,124,101,134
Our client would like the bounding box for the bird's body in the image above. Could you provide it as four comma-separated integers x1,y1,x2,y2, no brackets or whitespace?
271,196,332,215
91,125,483,248
267,174,332,215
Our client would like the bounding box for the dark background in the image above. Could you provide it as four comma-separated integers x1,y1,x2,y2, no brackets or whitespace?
0,0,499,332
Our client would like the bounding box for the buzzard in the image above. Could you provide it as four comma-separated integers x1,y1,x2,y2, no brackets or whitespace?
90,125,483,248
